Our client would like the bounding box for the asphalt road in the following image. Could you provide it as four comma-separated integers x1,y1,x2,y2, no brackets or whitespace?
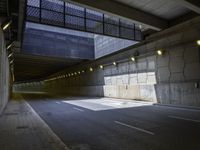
23,94,200,150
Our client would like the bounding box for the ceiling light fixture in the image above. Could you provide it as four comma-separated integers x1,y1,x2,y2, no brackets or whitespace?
131,57,136,62
157,49,164,56
1,20,12,31
100,65,103,69
89,67,93,72
6,42,13,50
197,40,200,46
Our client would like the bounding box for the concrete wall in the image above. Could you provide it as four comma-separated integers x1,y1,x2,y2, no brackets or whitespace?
0,28,11,114
15,17,200,107
22,22,94,59
94,35,136,58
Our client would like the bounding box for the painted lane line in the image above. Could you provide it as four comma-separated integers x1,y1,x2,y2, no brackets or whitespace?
56,102,61,104
114,121,154,135
73,107,84,112
168,115,200,123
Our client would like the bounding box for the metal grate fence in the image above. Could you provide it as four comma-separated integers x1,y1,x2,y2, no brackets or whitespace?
26,0,142,41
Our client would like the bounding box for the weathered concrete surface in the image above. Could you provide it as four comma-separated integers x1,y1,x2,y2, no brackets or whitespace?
14,16,200,107
0,94,69,150
0,28,11,114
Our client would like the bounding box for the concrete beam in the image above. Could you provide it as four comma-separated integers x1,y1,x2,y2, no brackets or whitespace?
176,0,200,14
65,0,168,31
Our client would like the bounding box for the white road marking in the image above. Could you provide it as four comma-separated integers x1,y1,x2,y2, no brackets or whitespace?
168,115,200,123
56,102,61,104
73,107,84,112
114,121,154,135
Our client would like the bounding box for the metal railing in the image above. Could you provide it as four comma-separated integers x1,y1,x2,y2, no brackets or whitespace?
26,0,143,41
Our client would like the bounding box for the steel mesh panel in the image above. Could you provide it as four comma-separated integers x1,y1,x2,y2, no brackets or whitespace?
27,0,40,7
104,15,119,25
86,20,103,34
135,29,142,41
120,27,135,40
25,0,142,41
65,15,85,30
86,9,103,22
65,3,84,17
120,20,134,29
41,9,64,26
104,23,119,37
41,0,64,12
26,6,40,22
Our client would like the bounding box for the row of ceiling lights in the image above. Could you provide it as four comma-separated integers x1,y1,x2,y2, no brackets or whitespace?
44,49,165,82
1,19,14,65
45,40,200,82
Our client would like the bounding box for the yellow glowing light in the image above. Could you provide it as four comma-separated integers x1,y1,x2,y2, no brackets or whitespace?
100,65,103,69
6,43,13,50
2,21,12,31
113,62,116,66
157,50,164,56
197,40,200,46
89,67,93,72
8,53,13,58
10,60,14,64
82,70,85,73
131,57,136,62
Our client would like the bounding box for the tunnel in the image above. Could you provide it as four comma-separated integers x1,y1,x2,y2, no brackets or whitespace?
0,0,200,150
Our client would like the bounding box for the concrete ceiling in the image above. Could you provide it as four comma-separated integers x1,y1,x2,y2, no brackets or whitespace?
66,0,200,30
114,0,190,20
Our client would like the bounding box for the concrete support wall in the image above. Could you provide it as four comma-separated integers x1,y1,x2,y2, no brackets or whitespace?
15,17,200,107
0,28,11,114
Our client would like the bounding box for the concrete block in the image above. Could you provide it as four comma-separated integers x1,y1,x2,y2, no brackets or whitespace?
147,72,157,84
103,85,117,97
147,56,156,70
157,67,170,82
116,76,123,85
170,56,184,73
139,85,157,102
155,83,170,104
118,62,128,74
104,77,112,85
138,73,147,84
137,60,147,71
104,66,112,76
121,75,128,84
157,54,169,67
111,76,117,85
169,46,184,57
129,62,137,72
130,77,138,85
184,44,199,63
111,66,118,75
170,72,185,82
184,63,200,80
129,74,138,85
